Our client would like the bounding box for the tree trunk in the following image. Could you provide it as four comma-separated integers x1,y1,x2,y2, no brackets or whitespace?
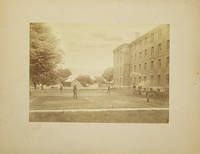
33,82,37,90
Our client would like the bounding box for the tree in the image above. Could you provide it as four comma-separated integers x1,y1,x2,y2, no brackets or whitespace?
56,68,72,84
76,75,94,87
102,67,113,82
30,23,64,88
94,76,105,84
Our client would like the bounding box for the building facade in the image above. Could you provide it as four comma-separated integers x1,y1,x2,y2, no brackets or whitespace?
113,43,131,87
113,24,170,90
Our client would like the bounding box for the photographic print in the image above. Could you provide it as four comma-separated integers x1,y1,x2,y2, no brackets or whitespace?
29,23,169,123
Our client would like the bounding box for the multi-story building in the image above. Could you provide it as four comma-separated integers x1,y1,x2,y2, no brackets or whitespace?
113,24,170,90
113,43,131,87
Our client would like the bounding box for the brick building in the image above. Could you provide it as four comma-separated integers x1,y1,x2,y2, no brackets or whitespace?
113,24,170,90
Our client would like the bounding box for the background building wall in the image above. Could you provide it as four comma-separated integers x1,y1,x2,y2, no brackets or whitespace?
130,24,170,89
113,44,131,87
113,25,170,89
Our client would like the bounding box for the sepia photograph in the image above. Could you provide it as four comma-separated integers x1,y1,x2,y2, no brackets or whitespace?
2,0,200,153
29,23,170,123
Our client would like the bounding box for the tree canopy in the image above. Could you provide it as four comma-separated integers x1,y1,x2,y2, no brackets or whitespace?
56,68,72,84
94,76,105,84
76,75,94,87
30,23,67,87
102,67,113,82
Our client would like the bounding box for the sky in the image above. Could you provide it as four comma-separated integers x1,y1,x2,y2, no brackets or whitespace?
48,23,158,77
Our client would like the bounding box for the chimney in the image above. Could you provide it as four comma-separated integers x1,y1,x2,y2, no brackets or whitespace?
135,32,140,40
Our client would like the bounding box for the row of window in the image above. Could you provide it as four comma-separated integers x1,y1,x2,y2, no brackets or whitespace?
114,40,170,64
114,57,169,76
132,40,169,60
114,74,169,85
133,74,169,85
132,57,169,72
133,29,163,48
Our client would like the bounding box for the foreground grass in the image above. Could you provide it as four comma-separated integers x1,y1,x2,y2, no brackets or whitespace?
30,95,168,110
29,110,169,123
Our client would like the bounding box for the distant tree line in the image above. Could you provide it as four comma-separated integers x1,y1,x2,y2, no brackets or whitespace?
75,67,114,87
76,75,94,87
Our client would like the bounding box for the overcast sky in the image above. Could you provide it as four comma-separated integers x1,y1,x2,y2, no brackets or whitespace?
48,23,158,77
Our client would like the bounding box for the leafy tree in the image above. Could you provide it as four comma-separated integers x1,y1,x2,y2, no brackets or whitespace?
94,76,105,84
30,23,64,88
56,68,72,84
76,75,94,87
102,67,113,82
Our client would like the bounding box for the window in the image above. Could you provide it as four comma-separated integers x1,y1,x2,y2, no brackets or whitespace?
145,49,147,57
166,57,169,67
151,61,154,69
144,62,147,70
144,76,147,81
139,64,141,71
158,43,162,53
166,74,169,84
151,47,154,55
135,53,137,59
167,40,170,49
134,65,136,71
158,59,161,68
157,75,161,85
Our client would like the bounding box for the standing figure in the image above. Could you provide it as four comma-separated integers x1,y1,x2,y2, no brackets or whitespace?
60,83,63,94
107,85,111,94
146,90,150,103
73,84,78,99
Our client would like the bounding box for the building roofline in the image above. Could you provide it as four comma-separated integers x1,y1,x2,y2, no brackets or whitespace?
113,24,169,52
129,24,169,46
113,43,130,53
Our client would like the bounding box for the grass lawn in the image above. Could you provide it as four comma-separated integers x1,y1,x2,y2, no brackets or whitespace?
29,89,169,123
30,89,168,110
29,110,169,123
